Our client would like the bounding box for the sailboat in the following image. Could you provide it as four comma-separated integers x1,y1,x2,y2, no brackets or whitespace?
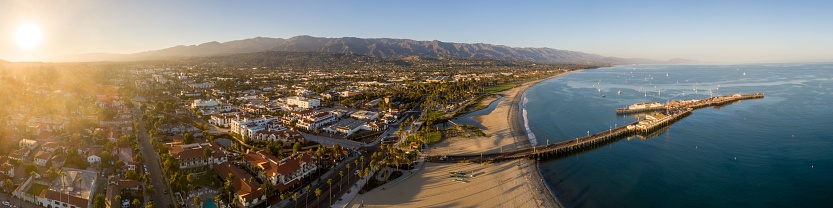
618,90,621,95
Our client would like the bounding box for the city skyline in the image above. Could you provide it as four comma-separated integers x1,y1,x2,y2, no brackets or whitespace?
2,0,833,63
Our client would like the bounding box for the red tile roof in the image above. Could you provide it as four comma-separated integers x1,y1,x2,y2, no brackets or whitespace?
214,162,263,203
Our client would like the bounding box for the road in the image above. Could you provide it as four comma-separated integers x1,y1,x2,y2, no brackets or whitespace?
299,132,363,149
275,145,379,208
132,106,176,208
0,192,37,208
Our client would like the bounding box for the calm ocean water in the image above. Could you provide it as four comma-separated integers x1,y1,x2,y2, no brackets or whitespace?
524,64,833,208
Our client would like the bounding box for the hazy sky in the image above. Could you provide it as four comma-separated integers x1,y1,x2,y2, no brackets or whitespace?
2,0,832,63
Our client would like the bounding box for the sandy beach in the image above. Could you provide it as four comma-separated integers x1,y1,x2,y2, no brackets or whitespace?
347,74,566,208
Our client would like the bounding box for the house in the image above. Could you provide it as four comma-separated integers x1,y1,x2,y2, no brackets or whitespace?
35,168,98,208
244,151,318,194
252,129,305,145
87,148,102,165
296,112,336,131
9,148,30,161
229,116,280,139
158,123,200,134
364,121,388,132
34,151,53,166
214,162,266,207
0,157,13,177
19,139,38,149
210,112,247,127
41,142,59,153
107,128,123,143
168,143,227,169
51,154,66,168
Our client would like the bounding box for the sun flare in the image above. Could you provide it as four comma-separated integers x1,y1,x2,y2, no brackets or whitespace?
15,23,43,49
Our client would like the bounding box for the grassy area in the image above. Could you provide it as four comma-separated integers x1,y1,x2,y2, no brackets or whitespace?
461,125,487,137
482,83,517,94
451,95,493,118
26,183,49,196
192,174,221,189
423,110,448,124
405,131,442,146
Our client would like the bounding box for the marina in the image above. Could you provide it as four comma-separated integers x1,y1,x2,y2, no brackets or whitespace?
427,93,765,163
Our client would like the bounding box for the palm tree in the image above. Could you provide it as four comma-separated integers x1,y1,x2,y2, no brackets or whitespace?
338,171,344,191
304,185,311,208
314,188,322,205
145,184,155,195
346,164,352,186
132,198,141,207
292,192,300,205
260,180,274,197
114,195,122,208
359,155,364,169
194,196,201,208
327,179,333,205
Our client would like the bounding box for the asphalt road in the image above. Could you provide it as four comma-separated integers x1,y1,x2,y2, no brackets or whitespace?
0,192,37,208
133,106,176,208
275,146,378,208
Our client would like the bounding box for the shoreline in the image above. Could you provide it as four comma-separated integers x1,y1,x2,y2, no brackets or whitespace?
505,74,568,208
345,71,573,208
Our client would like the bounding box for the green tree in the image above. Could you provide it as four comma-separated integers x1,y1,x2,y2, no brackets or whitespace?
327,179,333,205
2,179,12,192
314,188,322,205
114,195,121,206
305,185,311,208
293,142,302,155
145,184,155,195
194,196,202,208
183,133,195,144
339,171,345,191
93,193,106,208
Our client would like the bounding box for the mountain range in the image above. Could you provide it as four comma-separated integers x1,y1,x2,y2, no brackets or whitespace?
58,35,691,64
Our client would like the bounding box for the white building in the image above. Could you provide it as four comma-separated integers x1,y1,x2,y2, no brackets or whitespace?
192,99,232,114
35,168,98,208
230,116,281,139
350,110,379,121
296,112,335,131
286,96,320,109
19,139,38,149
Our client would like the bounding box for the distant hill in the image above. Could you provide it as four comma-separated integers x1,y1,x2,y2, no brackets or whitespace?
57,35,685,64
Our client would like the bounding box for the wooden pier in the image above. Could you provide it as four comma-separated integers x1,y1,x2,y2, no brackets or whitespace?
426,93,764,163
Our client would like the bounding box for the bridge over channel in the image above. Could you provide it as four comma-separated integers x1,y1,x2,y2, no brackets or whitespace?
426,93,764,163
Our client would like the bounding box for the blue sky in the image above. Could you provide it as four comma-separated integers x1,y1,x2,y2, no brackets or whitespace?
2,0,832,62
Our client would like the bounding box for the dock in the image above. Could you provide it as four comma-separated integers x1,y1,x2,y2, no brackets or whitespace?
616,93,765,115
426,93,764,163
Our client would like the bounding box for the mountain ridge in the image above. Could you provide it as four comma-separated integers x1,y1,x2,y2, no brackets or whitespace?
57,35,683,64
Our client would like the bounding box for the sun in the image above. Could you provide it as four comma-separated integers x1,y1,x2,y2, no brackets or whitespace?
15,23,43,49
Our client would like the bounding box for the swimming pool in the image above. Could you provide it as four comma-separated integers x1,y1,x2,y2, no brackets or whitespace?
203,200,217,208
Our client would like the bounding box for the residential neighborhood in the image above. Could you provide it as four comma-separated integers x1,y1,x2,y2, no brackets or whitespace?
0,51,587,208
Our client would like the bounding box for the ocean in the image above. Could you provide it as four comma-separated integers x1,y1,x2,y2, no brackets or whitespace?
523,63,833,207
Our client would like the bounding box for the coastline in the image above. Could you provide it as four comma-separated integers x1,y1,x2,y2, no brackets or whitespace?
345,71,571,208
505,74,566,208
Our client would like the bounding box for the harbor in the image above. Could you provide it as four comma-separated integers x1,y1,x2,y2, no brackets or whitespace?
427,93,765,163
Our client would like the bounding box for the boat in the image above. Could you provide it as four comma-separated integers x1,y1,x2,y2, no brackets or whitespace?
602,94,606,97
